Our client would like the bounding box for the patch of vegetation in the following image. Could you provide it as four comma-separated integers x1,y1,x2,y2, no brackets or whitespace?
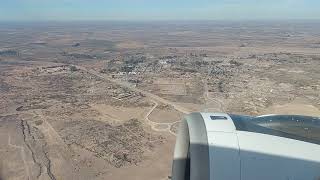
69,65,78,72
0,49,19,56
229,60,243,66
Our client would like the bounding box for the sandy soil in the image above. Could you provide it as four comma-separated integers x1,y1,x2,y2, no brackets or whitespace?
149,106,183,123
264,103,320,116
92,104,150,122
1,21,320,180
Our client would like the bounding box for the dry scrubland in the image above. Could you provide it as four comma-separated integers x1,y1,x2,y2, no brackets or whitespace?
1,21,320,179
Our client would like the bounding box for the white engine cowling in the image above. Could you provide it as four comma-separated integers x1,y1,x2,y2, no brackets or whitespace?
171,112,320,180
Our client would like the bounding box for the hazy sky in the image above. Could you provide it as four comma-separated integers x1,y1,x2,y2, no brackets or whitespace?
1,0,320,21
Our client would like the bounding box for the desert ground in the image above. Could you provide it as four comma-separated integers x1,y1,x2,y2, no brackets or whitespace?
0,21,320,180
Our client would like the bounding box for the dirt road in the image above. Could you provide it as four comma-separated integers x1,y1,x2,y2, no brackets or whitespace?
144,100,179,136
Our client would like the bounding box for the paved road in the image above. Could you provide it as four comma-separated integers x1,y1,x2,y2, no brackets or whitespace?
76,66,191,114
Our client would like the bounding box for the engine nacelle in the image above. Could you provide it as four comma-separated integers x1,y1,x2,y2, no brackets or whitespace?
172,112,320,180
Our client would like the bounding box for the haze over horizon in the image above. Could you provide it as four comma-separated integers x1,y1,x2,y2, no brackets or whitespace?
1,0,320,21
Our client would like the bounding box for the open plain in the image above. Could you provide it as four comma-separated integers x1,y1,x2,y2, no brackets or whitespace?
1,21,320,180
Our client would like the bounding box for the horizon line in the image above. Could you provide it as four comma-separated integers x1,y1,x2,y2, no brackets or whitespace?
1,18,320,23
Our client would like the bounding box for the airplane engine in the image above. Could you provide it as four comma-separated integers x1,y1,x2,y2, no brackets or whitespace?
171,113,320,180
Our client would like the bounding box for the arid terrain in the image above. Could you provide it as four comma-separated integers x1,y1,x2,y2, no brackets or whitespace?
1,21,320,180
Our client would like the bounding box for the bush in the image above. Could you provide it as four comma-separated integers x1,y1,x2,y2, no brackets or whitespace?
69,65,78,72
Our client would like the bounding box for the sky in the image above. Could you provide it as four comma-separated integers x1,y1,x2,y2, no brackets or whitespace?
0,0,320,21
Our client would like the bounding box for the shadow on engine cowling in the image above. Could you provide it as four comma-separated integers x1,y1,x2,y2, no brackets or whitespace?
171,143,320,180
